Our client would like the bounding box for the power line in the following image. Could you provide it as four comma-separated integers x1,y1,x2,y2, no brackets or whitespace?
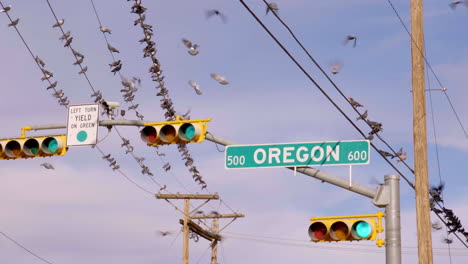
1,231,54,264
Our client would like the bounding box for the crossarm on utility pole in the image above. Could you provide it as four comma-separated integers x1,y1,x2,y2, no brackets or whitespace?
179,219,222,241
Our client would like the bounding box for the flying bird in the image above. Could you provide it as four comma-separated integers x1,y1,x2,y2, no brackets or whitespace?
156,231,172,237
210,73,229,85
431,222,443,231
344,35,357,48
266,3,279,15
329,60,343,74
206,9,227,23
40,163,55,170
8,18,19,27
356,110,368,121
107,43,120,53
100,26,112,34
188,80,202,95
0,5,11,13
347,97,363,108
449,1,467,10
182,39,199,56
395,147,403,158
52,19,64,28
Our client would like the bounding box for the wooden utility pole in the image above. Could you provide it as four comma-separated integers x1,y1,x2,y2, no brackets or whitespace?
156,193,220,264
410,0,433,263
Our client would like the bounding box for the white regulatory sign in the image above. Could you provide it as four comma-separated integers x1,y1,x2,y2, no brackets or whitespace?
67,104,99,146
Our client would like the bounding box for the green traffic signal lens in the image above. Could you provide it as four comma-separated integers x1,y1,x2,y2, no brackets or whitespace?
42,137,58,154
24,139,40,156
353,221,372,239
179,123,196,141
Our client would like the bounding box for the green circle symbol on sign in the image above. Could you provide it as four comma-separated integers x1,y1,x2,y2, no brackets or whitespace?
77,130,88,142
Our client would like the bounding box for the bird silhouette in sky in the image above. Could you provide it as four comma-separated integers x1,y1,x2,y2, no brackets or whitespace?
211,73,229,85
344,35,357,47
40,163,55,170
182,39,199,56
206,9,227,23
188,80,202,95
449,1,467,10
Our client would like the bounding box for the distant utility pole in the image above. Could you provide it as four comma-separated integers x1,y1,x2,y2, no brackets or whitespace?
410,0,433,263
155,193,244,264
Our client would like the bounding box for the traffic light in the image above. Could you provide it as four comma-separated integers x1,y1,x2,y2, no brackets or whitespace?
140,117,211,146
0,135,67,160
308,211,385,247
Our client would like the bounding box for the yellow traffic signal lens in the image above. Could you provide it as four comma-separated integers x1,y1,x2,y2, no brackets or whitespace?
5,140,21,157
309,222,327,241
330,221,349,240
24,138,40,156
352,221,372,239
160,124,178,143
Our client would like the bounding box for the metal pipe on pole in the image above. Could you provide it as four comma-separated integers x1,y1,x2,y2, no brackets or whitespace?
385,174,402,264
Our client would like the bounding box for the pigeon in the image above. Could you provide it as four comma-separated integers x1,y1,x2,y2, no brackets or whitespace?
52,19,64,28
0,5,11,13
210,211,220,215
396,152,407,162
266,3,279,15
182,39,199,56
8,18,19,27
443,238,453,244
78,66,88,75
109,60,121,67
330,60,343,75
347,97,363,108
64,37,73,47
163,162,171,172
73,57,84,65
431,222,443,231
159,185,166,191
46,81,58,90
206,9,227,23
344,35,357,48
107,43,120,53
111,64,122,75
210,73,229,85
120,110,126,118
134,14,146,25
449,1,467,10
378,150,395,159
128,104,139,110
100,26,111,34
188,80,202,95
40,163,55,170
395,147,403,158
71,48,84,58
356,110,368,121
59,31,71,41
41,70,53,81
35,56,46,67
157,231,172,237
156,151,166,156
102,154,111,160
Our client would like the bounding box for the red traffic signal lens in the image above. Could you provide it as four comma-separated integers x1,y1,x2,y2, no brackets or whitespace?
141,126,158,143
309,222,327,241
5,140,21,157
330,221,349,240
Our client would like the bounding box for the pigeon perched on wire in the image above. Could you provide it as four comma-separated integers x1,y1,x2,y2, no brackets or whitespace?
396,152,407,162
8,18,19,27
182,39,199,56
188,80,202,95
52,19,64,28
59,31,71,41
394,147,403,158
107,43,120,53
64,37,73,47
206,9,228,23
266,2,279,15
40,163,55,170
0,4,11,13
344,35,357,48
46,81,58,90
100,26,112,34
356,110,368,121
210,73,229,85
347,97,363,108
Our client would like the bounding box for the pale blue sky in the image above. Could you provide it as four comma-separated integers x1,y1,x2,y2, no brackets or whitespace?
1,0,468,263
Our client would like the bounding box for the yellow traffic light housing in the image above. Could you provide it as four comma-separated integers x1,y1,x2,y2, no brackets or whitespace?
141,116,211,146
308,211,385,247
0,135,67,160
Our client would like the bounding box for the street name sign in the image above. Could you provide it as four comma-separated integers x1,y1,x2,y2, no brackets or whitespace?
225,140,370,169
66,104,99,146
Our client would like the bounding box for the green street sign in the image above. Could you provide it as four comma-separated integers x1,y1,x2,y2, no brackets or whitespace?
225,140,370,169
